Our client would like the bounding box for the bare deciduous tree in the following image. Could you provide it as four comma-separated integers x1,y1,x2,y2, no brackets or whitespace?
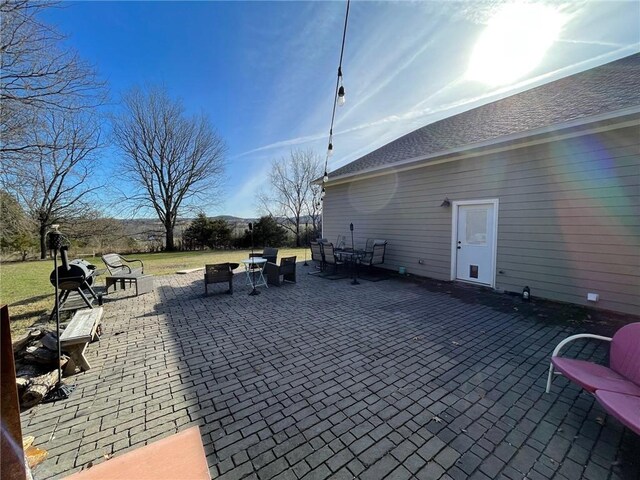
0,0,105,159
10,111,102,258
112,86,227,251
258,149,323,246
306,183,323,239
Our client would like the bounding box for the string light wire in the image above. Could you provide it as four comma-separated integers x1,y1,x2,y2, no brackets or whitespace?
323,0,351,187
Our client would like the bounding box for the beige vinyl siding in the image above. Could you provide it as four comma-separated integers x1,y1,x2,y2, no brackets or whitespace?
322,123,640,315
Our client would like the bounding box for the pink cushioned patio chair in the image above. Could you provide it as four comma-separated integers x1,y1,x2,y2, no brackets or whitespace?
546,322,640,435
546,323,640,396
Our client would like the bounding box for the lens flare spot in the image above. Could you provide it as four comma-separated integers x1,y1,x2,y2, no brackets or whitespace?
467,3,567,86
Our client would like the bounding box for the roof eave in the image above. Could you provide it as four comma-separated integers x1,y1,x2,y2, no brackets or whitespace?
323,106,640,187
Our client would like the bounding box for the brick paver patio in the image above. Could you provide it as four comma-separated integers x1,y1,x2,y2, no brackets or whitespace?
21,265,639,479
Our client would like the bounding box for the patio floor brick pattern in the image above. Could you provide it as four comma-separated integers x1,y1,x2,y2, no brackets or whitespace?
20,265,639,479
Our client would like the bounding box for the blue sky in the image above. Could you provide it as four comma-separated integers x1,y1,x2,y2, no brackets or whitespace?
43,1,639,218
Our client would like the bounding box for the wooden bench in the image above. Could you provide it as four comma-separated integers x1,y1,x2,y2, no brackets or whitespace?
105,273,154,296
60,307,103,373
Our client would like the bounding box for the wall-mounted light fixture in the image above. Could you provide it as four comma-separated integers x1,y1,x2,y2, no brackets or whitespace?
440,197,451,207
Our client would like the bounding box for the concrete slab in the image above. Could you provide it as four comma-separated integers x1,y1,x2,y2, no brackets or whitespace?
176,267,205,274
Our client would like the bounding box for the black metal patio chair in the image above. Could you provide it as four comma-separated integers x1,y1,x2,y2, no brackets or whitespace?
320,243,345,276
361,241,387,269
309,241,324,274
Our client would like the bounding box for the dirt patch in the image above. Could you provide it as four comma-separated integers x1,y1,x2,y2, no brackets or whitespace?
399,273,637,336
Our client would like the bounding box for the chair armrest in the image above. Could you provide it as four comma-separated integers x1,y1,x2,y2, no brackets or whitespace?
551,333,612,358
264,262,279,276
119,256,144,273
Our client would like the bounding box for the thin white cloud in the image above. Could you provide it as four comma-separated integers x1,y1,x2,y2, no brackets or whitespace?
224,161,272,216
559,39,629,48
339,37,437,123
232,133,324,159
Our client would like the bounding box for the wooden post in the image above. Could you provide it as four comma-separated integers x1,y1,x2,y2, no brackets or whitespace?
1,305,27,480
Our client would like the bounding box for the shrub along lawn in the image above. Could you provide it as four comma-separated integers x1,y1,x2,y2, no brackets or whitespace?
1,248,308,335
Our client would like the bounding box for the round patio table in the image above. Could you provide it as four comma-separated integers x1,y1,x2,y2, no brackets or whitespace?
241,258,268,290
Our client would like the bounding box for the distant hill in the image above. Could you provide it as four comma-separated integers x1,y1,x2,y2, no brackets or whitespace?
117,216,258,240
215,215,254,223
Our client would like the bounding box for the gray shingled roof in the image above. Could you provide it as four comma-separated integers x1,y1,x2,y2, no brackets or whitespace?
330,53,640,179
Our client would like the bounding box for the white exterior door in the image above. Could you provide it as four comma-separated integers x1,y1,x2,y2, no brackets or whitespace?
453,201,498,286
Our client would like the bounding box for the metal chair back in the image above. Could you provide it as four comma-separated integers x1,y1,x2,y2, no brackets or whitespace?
310,241,323,263
364,238,375,253
322,243,338,265
363,242,387,266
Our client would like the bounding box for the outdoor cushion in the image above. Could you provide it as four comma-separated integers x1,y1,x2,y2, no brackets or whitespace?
551,357,640,396
610,323,640,385
594,390,640,436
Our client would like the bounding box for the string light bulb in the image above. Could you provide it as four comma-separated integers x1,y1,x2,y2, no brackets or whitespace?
337,85,345,106
327,142,334,157
321,187,326,199
323,170,328,183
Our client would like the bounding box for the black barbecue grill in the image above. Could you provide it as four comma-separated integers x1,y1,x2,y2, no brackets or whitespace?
50,247,101,317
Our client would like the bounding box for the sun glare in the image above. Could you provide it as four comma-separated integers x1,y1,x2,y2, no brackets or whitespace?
467,3,567,86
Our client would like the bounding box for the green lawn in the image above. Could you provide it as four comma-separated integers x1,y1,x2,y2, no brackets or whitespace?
1,248,308,335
